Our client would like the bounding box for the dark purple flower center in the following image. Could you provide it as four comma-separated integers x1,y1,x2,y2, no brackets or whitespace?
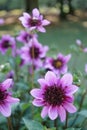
43,86,66,106
52,59,63,69
1,40,11,49
29,19,41,27
0,89,8,104
29,46,40,59
23,34,32,43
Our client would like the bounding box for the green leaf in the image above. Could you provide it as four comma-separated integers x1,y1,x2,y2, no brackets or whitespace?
23,118,43,130
65,128,81,130
78,110,87,118
44,127,56,130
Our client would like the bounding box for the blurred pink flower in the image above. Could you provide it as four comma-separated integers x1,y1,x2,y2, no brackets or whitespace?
30,71,78,122
0,18,4,25
76,39,87,53
45,53,71,75
16,30,37,44
0,79,19,117
19,37,49,68
85,64,87,74
0,35,16,56
19,8,50,33
76,39,82,46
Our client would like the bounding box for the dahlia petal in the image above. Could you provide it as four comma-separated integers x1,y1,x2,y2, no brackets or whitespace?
6,96,20,103
2,79,13,90
32,99,44,107
37,26,46,33
19,17,24,22
63,102,77,113
29,27,36,31
40,46,49,58
83,48,87,52
64,54,71,63
60,73,73,87
41,106,49,118
60,66,67,74
32,8,40,17
66,85,78,95
42,20,50,26
45,71,57,86
30,89,43,99
57,53,63,59
57,106,66,122
66,96,74,103
0,103,11,117
48,106,58,120
38,78,47,88
23,12,31,19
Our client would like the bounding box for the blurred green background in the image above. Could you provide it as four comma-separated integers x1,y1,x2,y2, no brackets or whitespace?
0,0,87,72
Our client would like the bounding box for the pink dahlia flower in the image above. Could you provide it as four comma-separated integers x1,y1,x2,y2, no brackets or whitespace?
19,37,49,68
30,71,78,122
0,79,19,117
0,18,4,25
45,53,71,75
76,39,87,53
16,30,37,44
19,8,50,33
85,64,87,74
0,35,16,56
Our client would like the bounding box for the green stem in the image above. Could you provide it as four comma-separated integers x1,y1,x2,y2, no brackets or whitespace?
7,117,13,130
64,112,68,129
54,119,58,130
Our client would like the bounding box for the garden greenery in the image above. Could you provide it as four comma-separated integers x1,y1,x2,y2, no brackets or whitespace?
0,8,87,130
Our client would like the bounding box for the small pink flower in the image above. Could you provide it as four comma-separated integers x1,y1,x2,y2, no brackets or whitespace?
19,8,50,33
0,79,19,117
30,71,78,122
0,18,4,25
76,39,87,53
76,39,82,46
19,37,49,68
85,64,87,74
45,53,71,75
16,30,37,44
0,35,16,56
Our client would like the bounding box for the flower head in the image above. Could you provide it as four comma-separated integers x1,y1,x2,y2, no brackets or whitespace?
16,30,37,44
76,39,87,53
0,35,16,56
45,53,71,75
0,18,4,25
0,79,19,117
19,8,50,33
6,70,14,79
85,64,87,74
19,37,49,68
30,71,78,122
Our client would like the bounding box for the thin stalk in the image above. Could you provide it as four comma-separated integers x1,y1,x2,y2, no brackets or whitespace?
64,112,68,129
54,119,58,130
7,117,13,130
31,43,35,89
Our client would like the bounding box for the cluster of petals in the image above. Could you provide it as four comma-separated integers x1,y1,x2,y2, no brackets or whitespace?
19,8,50,33
30,71,78,122
45,53,71,75
16,30,37,44
0,18,4,25
0,35,16,56
19,37,49,68
0,78,19,117
85,64,87,74
76,39,87,53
